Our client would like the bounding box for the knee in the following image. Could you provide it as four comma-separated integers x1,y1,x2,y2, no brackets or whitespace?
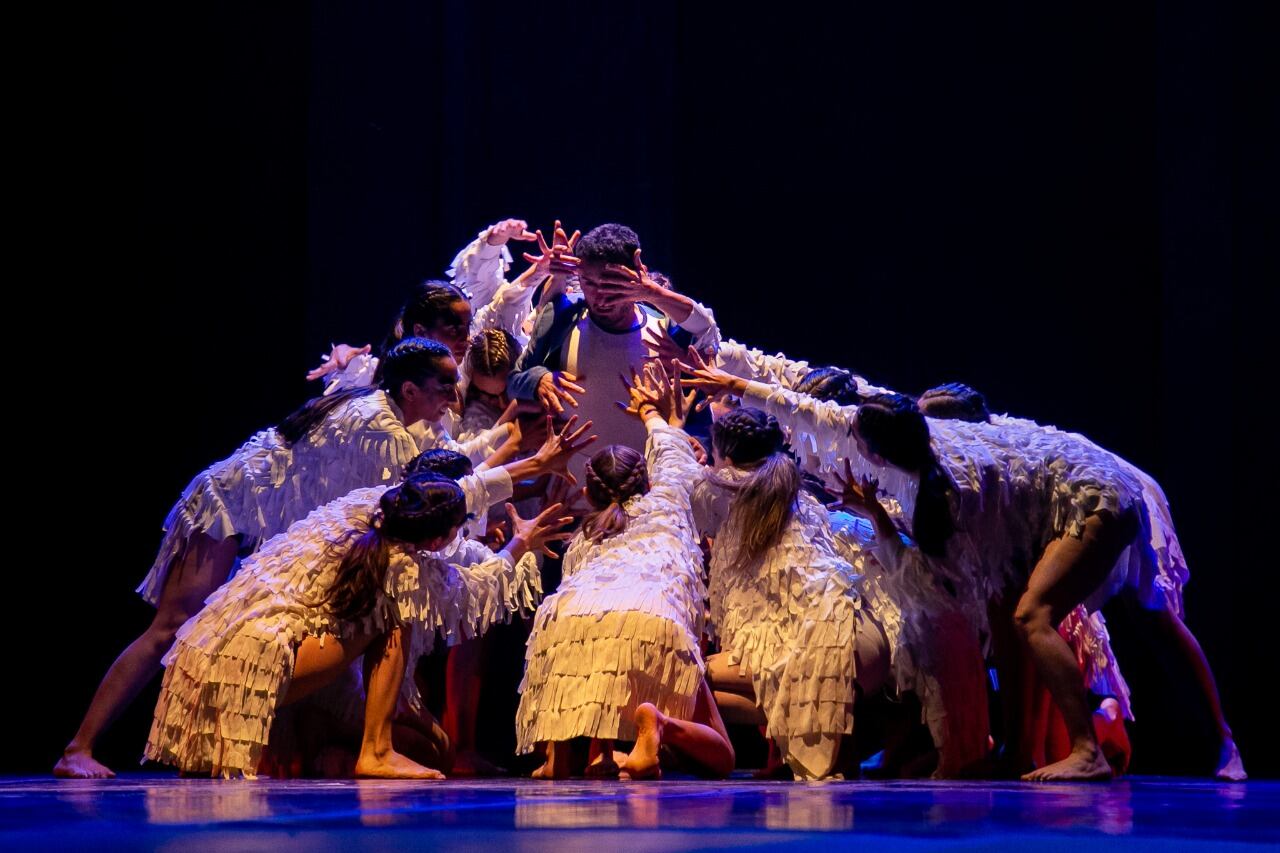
1012,596,1053,638
146,609,195,649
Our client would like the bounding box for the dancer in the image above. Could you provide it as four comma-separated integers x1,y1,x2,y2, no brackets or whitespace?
507,223,720,485
144,474,573,778
56,338,463,778
685,359,1159,781
515,363,734,780
693,406,889,781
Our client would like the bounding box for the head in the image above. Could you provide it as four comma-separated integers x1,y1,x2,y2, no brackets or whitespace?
795,367,864,407
918,382,991,423
574,223,642,322
853,394,954,557
323,473,468,623
710,408,801,569
464,328,518,407
405,448,473,481
393,280,473,362
581,445,650,542
852,393,933,473
380,336,459,424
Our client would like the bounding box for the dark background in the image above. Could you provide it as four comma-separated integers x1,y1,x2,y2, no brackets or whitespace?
15,1,1262,775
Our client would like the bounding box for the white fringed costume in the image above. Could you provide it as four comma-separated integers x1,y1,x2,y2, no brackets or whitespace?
144,486,540,778
137,390,513,606
139,391,417,605
741,381,1158,623
694,471,869,781
514,422,707,752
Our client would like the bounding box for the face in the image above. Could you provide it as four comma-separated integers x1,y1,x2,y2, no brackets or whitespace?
468,371,508,409
414,299,473,362
401,356,460,422
578,260,636,322
852,409,890,468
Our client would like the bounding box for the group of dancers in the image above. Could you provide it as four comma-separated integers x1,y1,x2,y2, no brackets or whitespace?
55,219,1246,782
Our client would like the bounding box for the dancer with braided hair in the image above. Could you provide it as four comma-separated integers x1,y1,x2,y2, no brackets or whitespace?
145,473,574,779
692,407,890,781
686,359,1178,781
515,363,734,780
57,337,481,779
305,282,517,465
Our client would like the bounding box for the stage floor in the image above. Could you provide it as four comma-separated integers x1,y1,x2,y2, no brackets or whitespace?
1,775,1275,851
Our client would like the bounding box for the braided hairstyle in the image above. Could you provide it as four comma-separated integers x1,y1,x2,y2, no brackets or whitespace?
795,366,864,407
277,337,453,447
464,328,519,380
918,382,991,423
405,448,473,481
323,473,467,622
854,393,955,557
581,445,650,542
711,408,801,570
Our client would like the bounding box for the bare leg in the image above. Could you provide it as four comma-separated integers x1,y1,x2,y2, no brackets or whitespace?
1150,605,1246,780
1017,513,1133,782
55,533,239,778
586,739,620,778
352,627,444,780
531,741,572,779
623,679,736,780
444,637,503,776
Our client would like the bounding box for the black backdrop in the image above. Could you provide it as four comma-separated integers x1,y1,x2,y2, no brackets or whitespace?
16,1,1262,775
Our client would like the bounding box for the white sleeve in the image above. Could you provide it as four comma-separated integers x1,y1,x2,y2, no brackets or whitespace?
473,279,537,347
457,467,514,521
643,422,702,508
715,339,812,389
447,229,511,310
679,300,721,352
451,422,511,465
323,353,379,396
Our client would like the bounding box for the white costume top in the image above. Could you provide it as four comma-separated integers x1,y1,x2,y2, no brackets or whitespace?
515,422,707,751
144,486,540,777
740,381,1155,618
992,415,1188,616
140,390,420,604
693,470,862,780
716,339,895,398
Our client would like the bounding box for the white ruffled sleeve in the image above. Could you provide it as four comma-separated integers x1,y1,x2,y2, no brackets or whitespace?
447,229,511,310
473,279,537,347
740,379,920,513
716,339,812,389
676,299,722,353
323,353,379,396
643,421,702,507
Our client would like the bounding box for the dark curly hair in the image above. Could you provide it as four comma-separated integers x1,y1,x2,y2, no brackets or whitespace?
574,224,641,268
405,448,473,481
795,366,864,407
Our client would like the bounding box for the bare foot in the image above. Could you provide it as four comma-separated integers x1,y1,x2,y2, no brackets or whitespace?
54,749,116,779
450,750,507,778
1216,739,1247,781
531,742,570,780
1021,745,1112,782
620,704,663,780
354,749,444,780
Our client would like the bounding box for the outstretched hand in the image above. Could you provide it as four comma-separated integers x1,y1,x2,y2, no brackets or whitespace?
530,415,598,485
521,220,581,276
506,502,575,558
679,346,746,397
536,371,586,415
486,219,538,247
306,343,372,382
